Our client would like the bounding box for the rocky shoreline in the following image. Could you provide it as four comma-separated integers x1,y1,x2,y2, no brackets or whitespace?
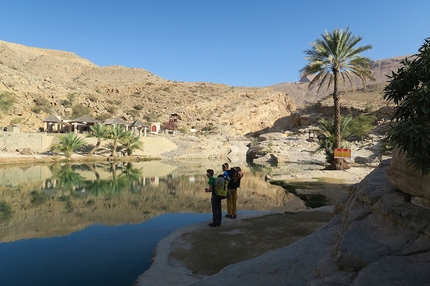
136,159,430,286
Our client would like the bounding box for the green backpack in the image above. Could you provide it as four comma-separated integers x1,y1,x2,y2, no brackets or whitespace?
214,175,228,199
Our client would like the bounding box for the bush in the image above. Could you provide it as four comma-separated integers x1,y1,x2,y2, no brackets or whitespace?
349,114,377,140
32,96,52,114
105,105,118,115
87,94,99,102
34,97,50,106
133,104,144,110
314,117,352,162
10,117,23,125
71,104,92,119
0,92,16,113
383,37,430,175
95,113,111,121
127,109,140,118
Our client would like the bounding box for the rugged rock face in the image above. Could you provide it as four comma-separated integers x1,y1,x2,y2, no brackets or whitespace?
0,40,297,136
0,40,405,137
386,148,430,202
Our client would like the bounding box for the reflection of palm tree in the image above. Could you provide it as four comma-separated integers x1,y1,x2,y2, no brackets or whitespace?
85,162,143,196
85,163,100,181
121,163,142,180
50,164,86,191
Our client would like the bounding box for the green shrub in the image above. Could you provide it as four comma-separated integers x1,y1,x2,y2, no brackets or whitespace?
314,117,352,162
10,117,23,125
127,109,140,118
0,92,16,113
349,114,377,141
383,37,430,175
31,96,52,114
95,113,111,121
71,104,92,119
133,104,144,110
60,99,72,108
105,105,118,114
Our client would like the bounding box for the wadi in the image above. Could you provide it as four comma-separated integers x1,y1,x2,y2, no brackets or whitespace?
1,39,429,286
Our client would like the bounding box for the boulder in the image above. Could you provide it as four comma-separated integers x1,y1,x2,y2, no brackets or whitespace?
386,148,430,201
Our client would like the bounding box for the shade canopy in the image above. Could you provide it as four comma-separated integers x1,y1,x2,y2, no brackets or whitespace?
104,118,129,126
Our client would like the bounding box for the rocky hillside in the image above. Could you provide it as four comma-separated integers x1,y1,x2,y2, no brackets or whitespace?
0,40,407,136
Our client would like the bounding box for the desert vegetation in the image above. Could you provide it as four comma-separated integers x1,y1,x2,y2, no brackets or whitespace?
300,27,374,169
383,37,430,175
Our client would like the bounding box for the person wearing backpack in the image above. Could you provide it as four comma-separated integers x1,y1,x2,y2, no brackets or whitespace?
205,169,225,227
224,165,243,219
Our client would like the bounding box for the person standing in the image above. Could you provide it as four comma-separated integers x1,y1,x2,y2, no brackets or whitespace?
205,169,222,227
223,164,243,219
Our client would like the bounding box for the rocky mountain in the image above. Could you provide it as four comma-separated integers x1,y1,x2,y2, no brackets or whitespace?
0,40,408,136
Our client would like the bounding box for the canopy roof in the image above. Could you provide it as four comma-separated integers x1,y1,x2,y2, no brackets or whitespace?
104,118,129,126
130,119,147,127
43,115,61,122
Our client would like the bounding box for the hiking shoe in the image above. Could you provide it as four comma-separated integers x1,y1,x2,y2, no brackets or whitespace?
225,215,233,218
232,215,237,219
208,223,220,227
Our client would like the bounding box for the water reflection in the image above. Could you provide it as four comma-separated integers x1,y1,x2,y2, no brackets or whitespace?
0,160,305,243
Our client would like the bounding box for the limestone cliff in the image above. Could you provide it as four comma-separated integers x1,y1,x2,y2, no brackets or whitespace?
0,40,404,136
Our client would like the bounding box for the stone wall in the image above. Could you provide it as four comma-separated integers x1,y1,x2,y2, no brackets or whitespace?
0,132,56,153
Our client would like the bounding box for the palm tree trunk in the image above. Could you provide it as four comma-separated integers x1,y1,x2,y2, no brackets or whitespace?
330,70,350,170
333,71,341,148
112,141,118,157
87,140,101,156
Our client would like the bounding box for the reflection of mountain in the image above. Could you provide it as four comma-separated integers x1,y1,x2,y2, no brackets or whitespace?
0,160,304,243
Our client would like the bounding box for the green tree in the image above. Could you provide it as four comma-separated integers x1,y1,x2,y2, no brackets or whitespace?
300,27,374,169
349,114,377,141
51,133,86,158
383,37,430,175
107,125,130,157
120,134,143,156
86,123,109,156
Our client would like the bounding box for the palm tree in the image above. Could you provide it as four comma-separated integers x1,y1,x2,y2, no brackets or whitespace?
51,133,86,158
86,123,109,156
315,116,353,162
107,125,130,157
300,27,374,169
120,134,143,156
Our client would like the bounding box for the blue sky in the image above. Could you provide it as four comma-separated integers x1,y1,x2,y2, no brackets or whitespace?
1,0,429,87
